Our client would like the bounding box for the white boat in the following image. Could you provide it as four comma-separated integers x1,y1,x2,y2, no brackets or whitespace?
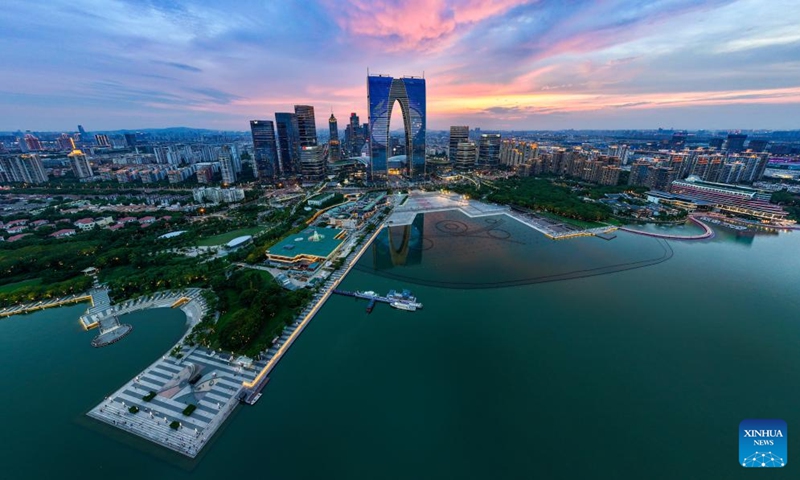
360,291,377,297
390,302,417,312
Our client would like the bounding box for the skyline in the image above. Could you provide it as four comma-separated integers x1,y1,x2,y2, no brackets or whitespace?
2,0,800,131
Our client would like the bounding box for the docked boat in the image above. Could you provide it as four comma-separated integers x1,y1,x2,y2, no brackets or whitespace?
387,289,417,302
390,301,417,312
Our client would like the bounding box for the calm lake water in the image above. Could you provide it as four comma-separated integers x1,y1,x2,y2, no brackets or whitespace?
1,211,799,479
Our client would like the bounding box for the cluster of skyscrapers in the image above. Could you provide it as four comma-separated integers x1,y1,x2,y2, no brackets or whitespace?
250,105,343,182
248,74,428,182
446,126,502,170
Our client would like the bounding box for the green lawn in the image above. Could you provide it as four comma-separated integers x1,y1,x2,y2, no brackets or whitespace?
0,278,41,293
196,227,264,247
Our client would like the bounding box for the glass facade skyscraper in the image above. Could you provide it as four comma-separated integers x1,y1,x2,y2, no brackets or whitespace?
275,112,300,176
367,75,426,179
294,105,318,148
250,120,279,181
449,126,469,165
478,133,502,167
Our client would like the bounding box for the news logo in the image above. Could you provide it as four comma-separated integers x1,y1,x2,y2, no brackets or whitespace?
740,419,787,468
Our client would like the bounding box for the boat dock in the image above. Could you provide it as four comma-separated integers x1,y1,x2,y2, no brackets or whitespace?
332,289,423,312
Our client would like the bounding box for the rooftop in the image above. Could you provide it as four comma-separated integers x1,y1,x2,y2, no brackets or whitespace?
226,235,253,248
267,227,345,261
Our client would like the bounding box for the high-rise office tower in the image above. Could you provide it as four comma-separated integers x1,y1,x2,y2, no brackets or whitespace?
250,120,279,181
454,141,478,170
68,150,93,179
367,74,426,178
725,134,747,153
300,145,325,179
124,133,137,148
94,134,111,147
219,145,237,184
478,134,501,168
294,105,318,147
275,112,301,176
328,113,341,163
345,112,364,157
329,112,339,142
449,126,469,164
78,125,87,137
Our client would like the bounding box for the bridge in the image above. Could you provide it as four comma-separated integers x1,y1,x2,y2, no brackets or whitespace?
618,216,714,240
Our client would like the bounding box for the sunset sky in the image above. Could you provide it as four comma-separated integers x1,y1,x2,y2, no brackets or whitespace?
2,0,799,131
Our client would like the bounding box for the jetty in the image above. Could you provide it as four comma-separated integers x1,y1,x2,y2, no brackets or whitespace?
332,289,423,312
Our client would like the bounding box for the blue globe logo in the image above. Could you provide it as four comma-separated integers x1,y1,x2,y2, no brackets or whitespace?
742,451,785,468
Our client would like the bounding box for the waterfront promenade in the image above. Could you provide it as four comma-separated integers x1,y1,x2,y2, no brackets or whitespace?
240,213,388,396
389,192,618,240
87,342,264,458
85,288,259,458
619,216,714,240
0,292,91,318
80,288,205,330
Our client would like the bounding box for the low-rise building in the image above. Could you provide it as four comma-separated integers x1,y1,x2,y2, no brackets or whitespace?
74,218,96,230
7,233,30,242
308,192,335,207
50,229,76,238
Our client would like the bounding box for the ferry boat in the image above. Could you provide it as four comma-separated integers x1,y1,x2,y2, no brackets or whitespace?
387,289,423,310
387,289,417,302
390,301,417,312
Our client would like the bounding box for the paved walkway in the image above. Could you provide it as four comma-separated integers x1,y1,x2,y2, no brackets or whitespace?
241,213,387,394
0,293,92,318
85,289,241,458
618,216,714,240
80,288,204,329
389,192,618,241
87,344,263,457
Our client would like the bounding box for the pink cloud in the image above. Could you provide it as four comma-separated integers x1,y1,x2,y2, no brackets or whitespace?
323,0,532,51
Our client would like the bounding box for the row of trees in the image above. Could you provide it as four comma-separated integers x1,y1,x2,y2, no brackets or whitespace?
187,269,311,355
771,190,800,221
0,275,92,308
456,177,614,222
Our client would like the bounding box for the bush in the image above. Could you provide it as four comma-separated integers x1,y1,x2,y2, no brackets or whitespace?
182,404,197,416
170,420,180,430
143,391,156,402
128,405,139,414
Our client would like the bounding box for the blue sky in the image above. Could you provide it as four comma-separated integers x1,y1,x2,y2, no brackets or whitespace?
1,0,799,131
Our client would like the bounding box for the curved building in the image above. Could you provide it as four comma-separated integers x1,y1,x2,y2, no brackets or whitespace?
367,74,426,179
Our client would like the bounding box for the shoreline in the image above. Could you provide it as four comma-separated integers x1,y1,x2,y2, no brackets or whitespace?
241,215,388,391
0,293,92,318
388,191,618,240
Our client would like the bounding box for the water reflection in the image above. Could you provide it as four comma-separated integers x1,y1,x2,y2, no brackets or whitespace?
371,213,425,269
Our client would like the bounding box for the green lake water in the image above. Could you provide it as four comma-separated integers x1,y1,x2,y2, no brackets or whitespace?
1,211,799,479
